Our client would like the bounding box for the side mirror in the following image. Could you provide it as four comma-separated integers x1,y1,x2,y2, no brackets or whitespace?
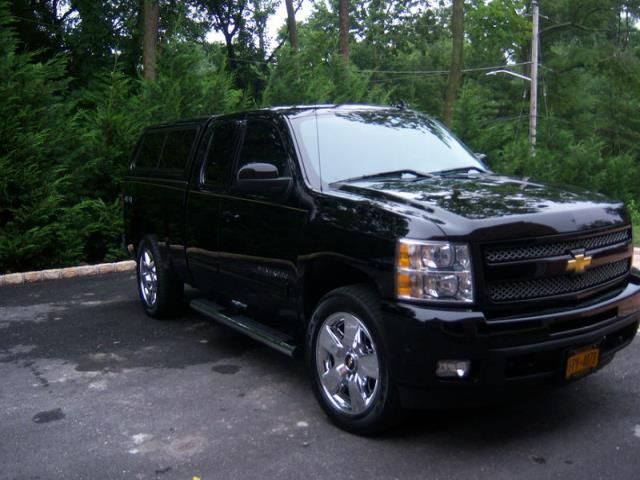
236,162,291,194
475,152,491,170
238,162,279,180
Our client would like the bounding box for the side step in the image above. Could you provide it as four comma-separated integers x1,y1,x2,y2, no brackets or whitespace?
190,298,299,358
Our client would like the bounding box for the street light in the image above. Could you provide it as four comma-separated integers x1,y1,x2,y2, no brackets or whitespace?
485,69,531,82
485,69,535,153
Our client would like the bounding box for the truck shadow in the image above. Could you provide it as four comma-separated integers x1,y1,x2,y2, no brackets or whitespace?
194,309,616,449
367,371,622,449
181,287,622,448
0,272,625,451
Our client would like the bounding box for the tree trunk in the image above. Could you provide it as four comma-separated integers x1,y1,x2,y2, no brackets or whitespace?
285,0,299,50
339,0,349,61
443,0,464,126
224,33,238,73
142,0,159,81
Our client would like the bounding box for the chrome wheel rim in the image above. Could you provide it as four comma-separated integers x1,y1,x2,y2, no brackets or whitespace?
315,312,380,416
139,248,158,307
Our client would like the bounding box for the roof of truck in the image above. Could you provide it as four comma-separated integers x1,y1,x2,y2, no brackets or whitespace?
143,104,405,131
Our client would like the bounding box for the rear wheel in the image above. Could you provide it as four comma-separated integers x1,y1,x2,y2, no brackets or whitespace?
307,285,402,434
136,236,183,318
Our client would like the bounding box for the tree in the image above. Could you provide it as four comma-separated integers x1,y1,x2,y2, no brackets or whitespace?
199,0,248,74
143,0,160,80
443,0,464,125
352,0,423,66
339,0,349,60
9,0,68,61
246,0,279,58
2,0,640,272
285,0,299,50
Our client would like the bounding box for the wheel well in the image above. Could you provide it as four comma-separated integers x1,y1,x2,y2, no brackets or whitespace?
130,229,175,274
128,221,156,259
303,258,379,321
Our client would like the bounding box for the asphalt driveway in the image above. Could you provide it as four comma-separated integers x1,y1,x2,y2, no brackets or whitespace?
1,272,639,480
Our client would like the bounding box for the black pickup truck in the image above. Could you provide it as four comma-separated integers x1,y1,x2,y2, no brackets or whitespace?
123,105,640,434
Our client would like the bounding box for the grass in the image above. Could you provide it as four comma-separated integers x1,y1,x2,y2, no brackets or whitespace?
634,222,640,247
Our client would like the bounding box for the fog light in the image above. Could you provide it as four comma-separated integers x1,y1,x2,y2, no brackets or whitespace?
436,360,471,378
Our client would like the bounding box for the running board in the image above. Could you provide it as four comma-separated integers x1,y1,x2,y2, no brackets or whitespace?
190,298,299,358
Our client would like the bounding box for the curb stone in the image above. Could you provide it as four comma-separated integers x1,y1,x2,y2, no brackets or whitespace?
0,260,136,287
1,249,639,288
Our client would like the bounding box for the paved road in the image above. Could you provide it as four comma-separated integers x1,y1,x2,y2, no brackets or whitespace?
1,273,639,480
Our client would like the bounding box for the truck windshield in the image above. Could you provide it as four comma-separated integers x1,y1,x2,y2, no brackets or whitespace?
291,109,485,186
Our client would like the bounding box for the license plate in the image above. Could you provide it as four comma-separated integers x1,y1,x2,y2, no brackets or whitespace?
565,347,600,379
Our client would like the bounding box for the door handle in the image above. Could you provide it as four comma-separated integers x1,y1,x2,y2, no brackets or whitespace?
221,211,240,222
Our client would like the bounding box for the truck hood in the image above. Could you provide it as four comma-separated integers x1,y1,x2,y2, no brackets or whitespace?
333,173,628,241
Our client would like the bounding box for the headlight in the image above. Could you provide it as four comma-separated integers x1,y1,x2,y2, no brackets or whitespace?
396,239,474,303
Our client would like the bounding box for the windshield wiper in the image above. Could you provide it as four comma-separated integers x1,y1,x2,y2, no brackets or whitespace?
433,166,487,175
332,169,433,184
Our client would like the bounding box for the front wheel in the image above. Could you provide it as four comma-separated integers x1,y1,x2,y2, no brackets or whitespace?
307,285,402,434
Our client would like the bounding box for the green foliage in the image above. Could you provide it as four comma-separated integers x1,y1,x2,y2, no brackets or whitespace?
452,80,512,153
0,1,245,272
1,0,640,271
0,3,74,272
466,0,530,65
142,41,246,119
68,71,146,204
446,0,640,224
263,47,388,105
262,3,391,106
59,198,125,264
492,133,640,203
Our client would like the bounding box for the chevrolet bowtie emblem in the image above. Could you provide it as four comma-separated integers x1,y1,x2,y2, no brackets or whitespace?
566,253,592,274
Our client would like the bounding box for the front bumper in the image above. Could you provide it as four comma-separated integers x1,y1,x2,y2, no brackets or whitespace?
381,275,640,409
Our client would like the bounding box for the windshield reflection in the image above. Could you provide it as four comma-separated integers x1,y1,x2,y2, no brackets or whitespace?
292,108,484,186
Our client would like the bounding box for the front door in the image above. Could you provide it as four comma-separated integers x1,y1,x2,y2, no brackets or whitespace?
217,117,308,314
185,118,240,294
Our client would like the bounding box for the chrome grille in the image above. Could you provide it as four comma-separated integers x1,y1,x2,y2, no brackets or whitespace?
485,229,631,263
488,259,630,302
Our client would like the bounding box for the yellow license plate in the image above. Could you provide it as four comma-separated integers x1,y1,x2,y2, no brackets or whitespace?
565,347,600,379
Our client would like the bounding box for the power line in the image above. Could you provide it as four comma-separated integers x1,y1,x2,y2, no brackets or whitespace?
7,15,538,81
360,61,533,76
217,55,535,80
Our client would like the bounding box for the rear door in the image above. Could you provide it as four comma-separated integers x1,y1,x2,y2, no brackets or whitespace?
157,127,199,278
126,125,199,280
185,118,241,294
217,116,308,313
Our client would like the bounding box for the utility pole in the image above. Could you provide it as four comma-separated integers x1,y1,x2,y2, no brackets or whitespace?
443,0,465,126
530,0,539,152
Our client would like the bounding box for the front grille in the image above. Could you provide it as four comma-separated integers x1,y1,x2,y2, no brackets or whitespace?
485,229,631,263
488,258,630,302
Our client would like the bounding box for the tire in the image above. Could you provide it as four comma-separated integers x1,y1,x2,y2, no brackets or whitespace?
307,285,402,435
136,236,183,318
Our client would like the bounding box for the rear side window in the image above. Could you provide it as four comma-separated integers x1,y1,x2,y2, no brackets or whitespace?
134,126,199,174
202,120,238,188
159,128,198,172
137,131,166,169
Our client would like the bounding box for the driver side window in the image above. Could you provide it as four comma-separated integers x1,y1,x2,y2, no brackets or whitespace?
201,120,238,189
237,119,289,177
